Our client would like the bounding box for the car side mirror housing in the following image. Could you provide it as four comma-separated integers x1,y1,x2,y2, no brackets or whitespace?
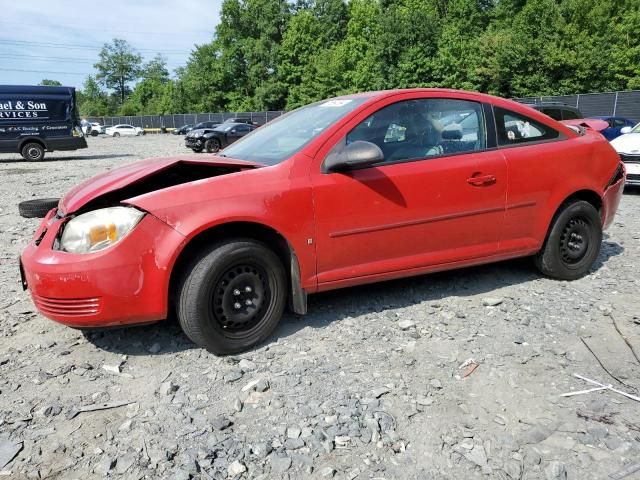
621,126,632,134
324,141,384,172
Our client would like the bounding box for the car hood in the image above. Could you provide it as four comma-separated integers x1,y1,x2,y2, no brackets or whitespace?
59,155,263,215
610,133,640,154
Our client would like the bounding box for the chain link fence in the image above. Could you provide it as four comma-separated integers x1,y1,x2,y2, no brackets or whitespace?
87,111,285,130
516,90,640,120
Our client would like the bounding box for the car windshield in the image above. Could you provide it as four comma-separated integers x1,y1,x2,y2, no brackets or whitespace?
631,123,640,134
215,124,234,132
222,98,368,165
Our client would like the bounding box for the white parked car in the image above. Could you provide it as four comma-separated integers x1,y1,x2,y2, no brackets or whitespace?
105,124,145,137
89,123,105,136
611,123,640,186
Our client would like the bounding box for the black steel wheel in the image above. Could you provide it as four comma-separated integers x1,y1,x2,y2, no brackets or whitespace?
534,200,602,280
177,239,287,354
205,138,221,153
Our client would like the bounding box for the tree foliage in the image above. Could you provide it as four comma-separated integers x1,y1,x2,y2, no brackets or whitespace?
79,0,640,117
94,39,143,105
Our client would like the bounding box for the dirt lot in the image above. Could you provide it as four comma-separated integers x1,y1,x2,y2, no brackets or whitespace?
1,135,639,479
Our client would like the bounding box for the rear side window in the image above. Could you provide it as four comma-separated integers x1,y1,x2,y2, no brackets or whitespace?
541,108,563,121
495,107,560,146
562,109,580,120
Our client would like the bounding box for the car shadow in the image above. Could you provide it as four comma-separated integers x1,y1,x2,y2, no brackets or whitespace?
0,154,134,164
85,238,623,356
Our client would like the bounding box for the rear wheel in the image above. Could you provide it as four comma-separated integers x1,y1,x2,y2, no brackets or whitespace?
177,240,287,354
21,143,45,161
113,132,120,137
534,200,602,280
205,138,221,153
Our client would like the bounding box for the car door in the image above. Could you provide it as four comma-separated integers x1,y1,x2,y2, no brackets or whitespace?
228,124,252,144
310,95,507,286
123,125,136,136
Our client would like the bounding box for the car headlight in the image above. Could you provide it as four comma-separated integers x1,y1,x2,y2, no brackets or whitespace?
60,207,145,254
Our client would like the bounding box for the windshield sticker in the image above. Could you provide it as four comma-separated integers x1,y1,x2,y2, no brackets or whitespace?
319,100,353,108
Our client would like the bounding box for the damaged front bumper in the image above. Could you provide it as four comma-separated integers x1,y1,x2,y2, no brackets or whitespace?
20,208,185,327
185,137,203,149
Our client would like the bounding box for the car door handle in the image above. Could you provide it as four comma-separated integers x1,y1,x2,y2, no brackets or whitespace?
467,174,496,186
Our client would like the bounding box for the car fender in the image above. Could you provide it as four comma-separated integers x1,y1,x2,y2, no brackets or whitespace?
124,159,317,291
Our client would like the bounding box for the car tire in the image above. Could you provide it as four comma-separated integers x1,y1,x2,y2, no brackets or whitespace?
534,200,602,280
21,143,45,161
113,132,120,137
18,198,60,218
177,239,287,355
205,138,221,153
191,148,203,153
90,130,99,137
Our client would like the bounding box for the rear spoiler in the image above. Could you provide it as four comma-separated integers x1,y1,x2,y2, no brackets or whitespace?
561,118,609,135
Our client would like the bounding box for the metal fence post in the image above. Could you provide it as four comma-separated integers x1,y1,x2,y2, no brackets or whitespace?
613,91,618,116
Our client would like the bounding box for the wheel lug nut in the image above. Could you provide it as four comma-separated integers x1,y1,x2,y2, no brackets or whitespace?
245,286,252,293
233,289,241,296
245,299,252,306
234,302,241,309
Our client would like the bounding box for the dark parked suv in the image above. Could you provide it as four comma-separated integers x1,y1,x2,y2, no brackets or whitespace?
519,101,583,121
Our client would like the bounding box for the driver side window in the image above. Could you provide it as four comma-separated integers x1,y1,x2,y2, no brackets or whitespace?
346,98,486,163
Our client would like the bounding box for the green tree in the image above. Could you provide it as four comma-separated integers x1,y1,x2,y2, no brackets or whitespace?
78,76,110,116
38,79,62,86
94,38,143,105
142,54,170,82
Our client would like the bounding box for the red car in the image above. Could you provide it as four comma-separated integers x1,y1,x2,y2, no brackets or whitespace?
20,89,625,354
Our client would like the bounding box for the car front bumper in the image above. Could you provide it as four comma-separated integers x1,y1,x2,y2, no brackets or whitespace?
20,209,185,328
619,154,640,185
185,137,204,149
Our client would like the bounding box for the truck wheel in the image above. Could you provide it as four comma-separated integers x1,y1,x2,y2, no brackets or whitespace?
205,138,221,153
177,240,287,355
534,200,602,280
21,143,45,161
18,198,60,218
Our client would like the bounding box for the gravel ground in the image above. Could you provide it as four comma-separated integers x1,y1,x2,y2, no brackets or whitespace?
1,135,640,480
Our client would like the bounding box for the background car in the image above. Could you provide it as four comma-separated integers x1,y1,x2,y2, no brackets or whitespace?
222,117,259,126
89,123,105,136
518,101,583,121
611,122,640,185
105,124,145,137
172,124,193,135
184,124,224,152
200,122,257,152
589,116,637,141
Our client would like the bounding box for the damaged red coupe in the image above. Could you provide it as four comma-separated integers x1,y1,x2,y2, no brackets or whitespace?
20,89,625,354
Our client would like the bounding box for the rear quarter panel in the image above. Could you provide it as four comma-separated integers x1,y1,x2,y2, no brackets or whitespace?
501,129,619,251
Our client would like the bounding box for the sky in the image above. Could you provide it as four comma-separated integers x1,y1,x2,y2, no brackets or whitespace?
0,0,222,88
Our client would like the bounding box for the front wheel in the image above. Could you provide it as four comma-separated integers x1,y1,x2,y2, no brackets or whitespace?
177,240,287,354
534,200,602,280
205,138,221,153
113,132,120,137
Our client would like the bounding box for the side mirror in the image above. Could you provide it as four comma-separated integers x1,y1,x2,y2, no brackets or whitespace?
621,126,632,134
324,141,384,172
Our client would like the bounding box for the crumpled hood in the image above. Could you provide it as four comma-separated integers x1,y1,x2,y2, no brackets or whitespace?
610,133,640,154
59,155,262,215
